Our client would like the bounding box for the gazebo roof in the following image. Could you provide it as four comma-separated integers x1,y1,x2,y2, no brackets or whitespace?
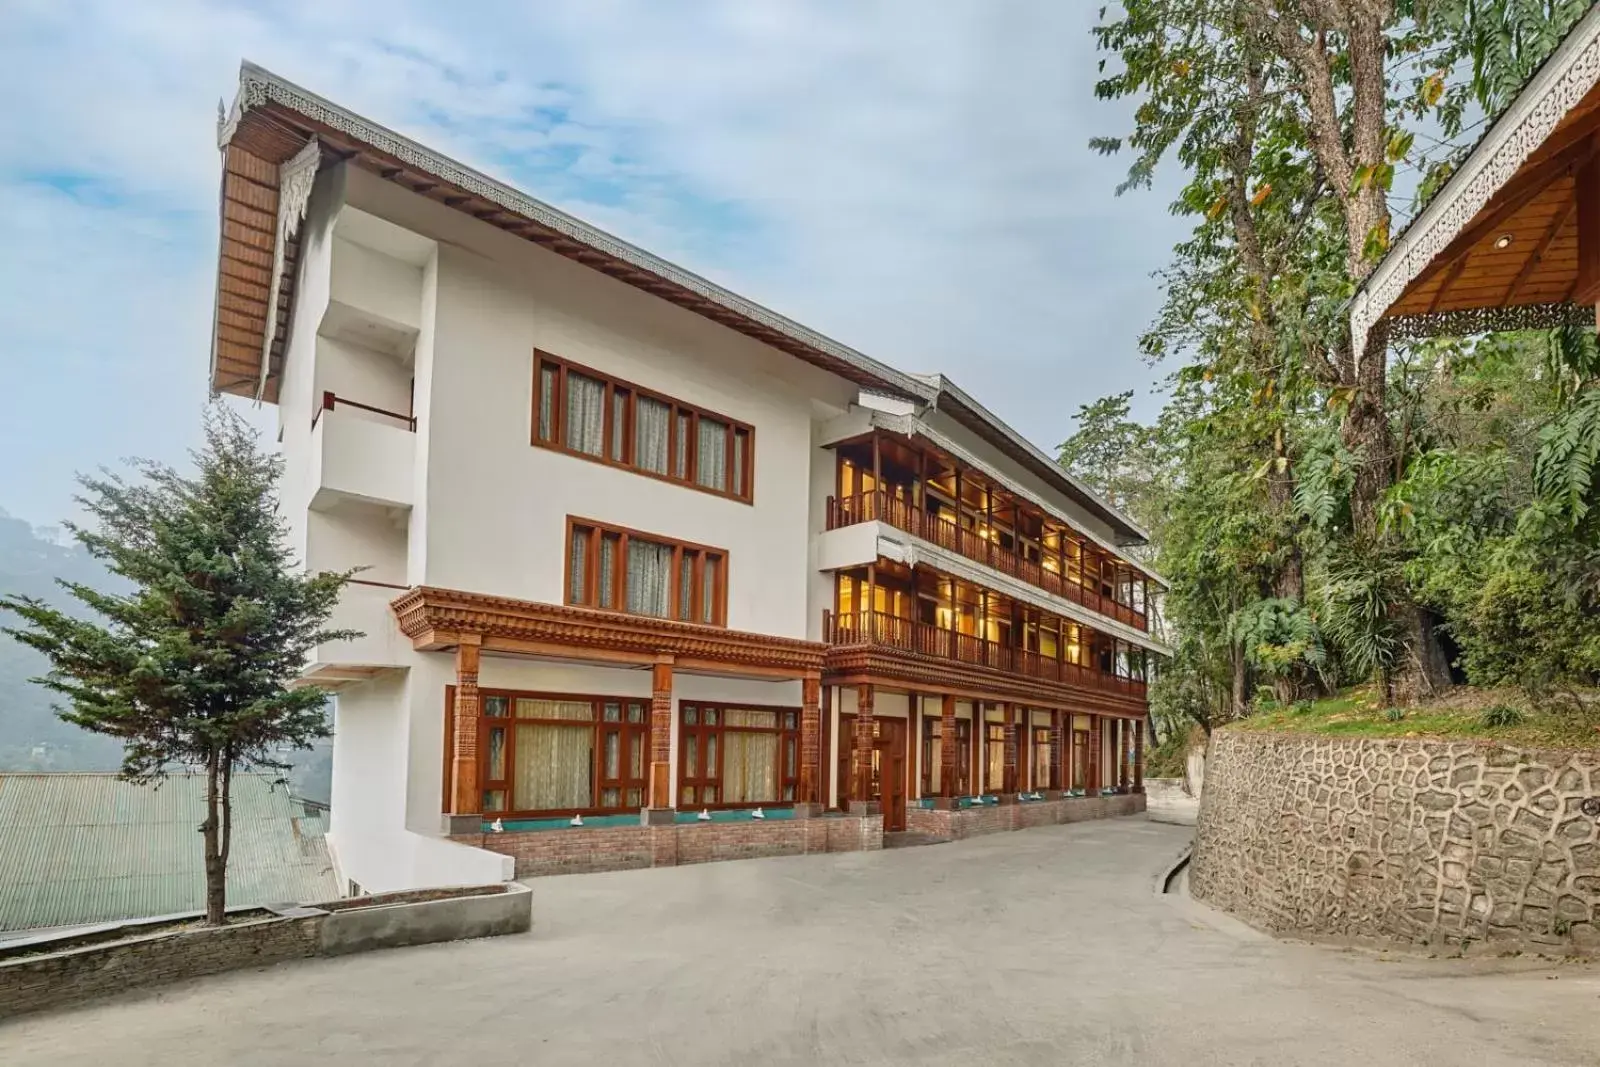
1351,6,1600,353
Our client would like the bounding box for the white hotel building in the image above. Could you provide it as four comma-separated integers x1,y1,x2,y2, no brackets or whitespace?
211,65,1168,892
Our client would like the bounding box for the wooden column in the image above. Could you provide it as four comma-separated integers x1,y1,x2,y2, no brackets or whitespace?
909,691,921,799
644,655,675,823
971,701,984,795
851,684,878,814
940,693,958,804
1049,709,1063,795
798,671,822,812
1087,715,1102,793
448,635,483,825
1134,717,1146,794
1000,702,1018,799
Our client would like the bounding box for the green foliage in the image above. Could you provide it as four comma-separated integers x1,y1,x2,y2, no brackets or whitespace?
1229,597,1327,686
0,406,356,922
1481,703,1525,728
1384,707,1406,723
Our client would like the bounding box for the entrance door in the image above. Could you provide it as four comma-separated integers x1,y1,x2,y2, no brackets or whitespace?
838,715,909,832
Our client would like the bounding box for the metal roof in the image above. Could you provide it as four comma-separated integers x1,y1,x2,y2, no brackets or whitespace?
0,772,339,932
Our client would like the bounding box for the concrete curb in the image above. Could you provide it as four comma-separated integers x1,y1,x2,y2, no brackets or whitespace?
1152,841,1193,896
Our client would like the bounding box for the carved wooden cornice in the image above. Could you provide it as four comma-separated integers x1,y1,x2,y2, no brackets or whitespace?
823,644,1147,718
390,586,826,675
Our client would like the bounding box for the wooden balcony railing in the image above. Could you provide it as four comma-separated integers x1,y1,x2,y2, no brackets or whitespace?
825,489,1148,631
313,391,417,432
823,609,1148,700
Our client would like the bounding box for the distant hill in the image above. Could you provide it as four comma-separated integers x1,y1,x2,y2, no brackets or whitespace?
0,509,331,802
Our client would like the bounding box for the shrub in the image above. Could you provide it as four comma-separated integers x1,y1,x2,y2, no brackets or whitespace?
1384,707,1405,722
1480,704,1525,729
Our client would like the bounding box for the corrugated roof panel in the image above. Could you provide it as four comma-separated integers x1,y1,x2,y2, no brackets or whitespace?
0,772,340,932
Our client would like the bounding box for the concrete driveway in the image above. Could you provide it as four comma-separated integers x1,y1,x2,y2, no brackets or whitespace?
3,817,1597,1066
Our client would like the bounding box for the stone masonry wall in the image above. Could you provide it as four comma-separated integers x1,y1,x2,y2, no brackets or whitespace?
460,814,883,880
1191,729,1600,955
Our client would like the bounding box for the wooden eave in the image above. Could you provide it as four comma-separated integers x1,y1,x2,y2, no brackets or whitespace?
390,586,825,678
823,643,1146,718
1352,6,1600,348
211,64,935,407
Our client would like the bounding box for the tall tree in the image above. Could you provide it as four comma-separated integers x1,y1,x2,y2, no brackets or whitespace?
1,407,355,924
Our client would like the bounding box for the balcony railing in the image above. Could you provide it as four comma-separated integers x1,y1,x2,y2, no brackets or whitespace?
312,391,417,432
825,489,1148,631
823,609,1148,700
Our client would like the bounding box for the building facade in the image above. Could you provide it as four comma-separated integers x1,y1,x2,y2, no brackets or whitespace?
211,65,1167,892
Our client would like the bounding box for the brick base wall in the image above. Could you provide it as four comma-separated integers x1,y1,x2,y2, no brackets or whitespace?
904,794,1145,841
459,814,885,879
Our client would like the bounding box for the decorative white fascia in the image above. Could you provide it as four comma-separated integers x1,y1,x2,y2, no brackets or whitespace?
824,409,1170,590
221,61,936,406
875,529,1171,656
1350,4,1600,357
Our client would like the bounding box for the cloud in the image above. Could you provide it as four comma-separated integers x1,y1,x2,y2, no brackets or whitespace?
0,0,1186,525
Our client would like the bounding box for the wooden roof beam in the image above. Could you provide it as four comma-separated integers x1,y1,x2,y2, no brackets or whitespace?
1506,198,1577,304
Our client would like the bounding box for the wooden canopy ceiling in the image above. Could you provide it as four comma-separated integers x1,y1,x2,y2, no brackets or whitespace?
211,64,934,407
1387,82,1600,322
1353,6,1600,350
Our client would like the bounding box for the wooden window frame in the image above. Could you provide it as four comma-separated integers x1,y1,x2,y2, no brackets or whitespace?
471,687,652,819
919,715,972,797
678,700,800,810
532,349,754,503
564,516,729,627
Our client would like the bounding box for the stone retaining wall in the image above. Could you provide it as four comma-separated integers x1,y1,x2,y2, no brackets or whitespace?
0,883,532,1020
1191,729,1600,955
904,794,1145,841
460,814,883,879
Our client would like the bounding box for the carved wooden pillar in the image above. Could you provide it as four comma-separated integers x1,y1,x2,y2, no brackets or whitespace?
1134,716,1146,794
1048,709,1063,795
449,635,482,823
1087,715,1102,792
940,693,958,803
644,655,674,823
851,684,878,814
1000,702,1018,799
798,672,822,812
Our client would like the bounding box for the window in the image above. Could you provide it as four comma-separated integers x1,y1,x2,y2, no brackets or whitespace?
469,689,649,817
679,702,798,808
1032,726,1052,791
920,716,971,797
984,723,1005,794
566,518,727,625
533,351,754,502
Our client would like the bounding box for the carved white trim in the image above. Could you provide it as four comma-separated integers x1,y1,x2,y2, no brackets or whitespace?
1352,5,1600,357
225,61,933,404
255,136,323,401
1388,301,1593,341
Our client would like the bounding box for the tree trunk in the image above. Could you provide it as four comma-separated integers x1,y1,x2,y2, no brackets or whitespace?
1394,602,1453,703
1231,645,1249,716
202,748,227,926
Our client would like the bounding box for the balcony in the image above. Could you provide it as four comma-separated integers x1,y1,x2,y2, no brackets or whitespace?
308,392,416,512
825,490,1148,631
822,609,1147,704
302,579,412,686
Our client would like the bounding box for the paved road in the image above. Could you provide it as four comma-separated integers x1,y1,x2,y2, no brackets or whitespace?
4,818,1598,1066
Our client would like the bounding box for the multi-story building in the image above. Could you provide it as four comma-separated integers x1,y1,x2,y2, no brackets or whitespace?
210,64,1168,892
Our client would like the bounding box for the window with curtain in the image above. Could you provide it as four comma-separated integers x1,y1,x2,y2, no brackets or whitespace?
566,518,728,626
696,417,728,491
564,371,606,456
985,724,1005,794
1032,727,1052,790
534,352,753,500
469,690,649,816
679,703,798,808
920,717,971,797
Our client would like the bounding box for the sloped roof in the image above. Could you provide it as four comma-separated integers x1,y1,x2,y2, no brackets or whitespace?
1351,5,1600,352
0,772,339,932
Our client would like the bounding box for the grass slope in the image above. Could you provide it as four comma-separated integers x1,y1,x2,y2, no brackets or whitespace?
1235,686,1600,750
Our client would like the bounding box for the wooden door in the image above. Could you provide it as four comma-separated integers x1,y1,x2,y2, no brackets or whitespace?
837,715,909,832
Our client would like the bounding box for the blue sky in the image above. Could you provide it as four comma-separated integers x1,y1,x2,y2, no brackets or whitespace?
0,0,1187,529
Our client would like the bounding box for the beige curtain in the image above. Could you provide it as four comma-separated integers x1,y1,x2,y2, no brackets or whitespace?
696,417,728,491
565,372,605,456
599,534,616,609
538,364,556,440
513,700,594,811
733,430,746,495
677,554,694,621
722,709,778,804
674,413,689,478
700,556,719,624
627,539,673,616
568,528,587,603
610,391,627,460
635,396,670,473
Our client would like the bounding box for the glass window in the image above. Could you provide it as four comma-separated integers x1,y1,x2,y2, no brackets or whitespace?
635,395,671,474
610,389,628,461
674,411,690,479
479,692,646,816
696,417,728,491
564,372,605,456
569,527,588,604
538,364,557,441
565,519,728,627
679,703,799,809
625,538,674,618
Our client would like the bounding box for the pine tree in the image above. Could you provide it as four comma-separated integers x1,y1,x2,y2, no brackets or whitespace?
1,406,356,924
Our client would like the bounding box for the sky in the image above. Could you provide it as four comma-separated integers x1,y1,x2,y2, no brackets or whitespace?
0,0,1189,529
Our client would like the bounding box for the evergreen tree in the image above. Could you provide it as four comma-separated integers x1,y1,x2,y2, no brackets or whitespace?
1,406,356,924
